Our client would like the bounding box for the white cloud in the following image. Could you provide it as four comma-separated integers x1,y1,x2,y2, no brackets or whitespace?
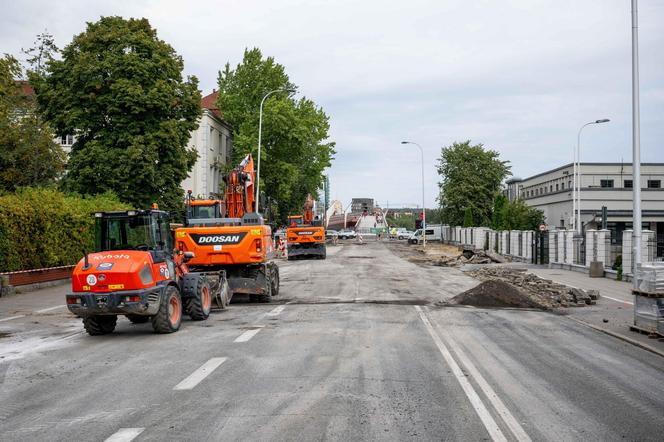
1,0,662,207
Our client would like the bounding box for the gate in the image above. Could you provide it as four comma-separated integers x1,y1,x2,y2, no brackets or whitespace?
533,231,549,264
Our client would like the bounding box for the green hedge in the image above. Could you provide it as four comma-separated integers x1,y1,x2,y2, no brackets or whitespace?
0,188,131,272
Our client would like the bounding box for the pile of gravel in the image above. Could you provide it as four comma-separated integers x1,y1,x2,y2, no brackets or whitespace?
450,267,599,309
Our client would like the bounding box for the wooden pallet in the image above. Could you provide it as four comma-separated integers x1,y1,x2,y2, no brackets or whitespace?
632,289,664,298
629,325,664,340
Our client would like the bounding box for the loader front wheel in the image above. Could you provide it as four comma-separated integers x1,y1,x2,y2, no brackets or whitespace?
83,315,117,335
152,286,182,334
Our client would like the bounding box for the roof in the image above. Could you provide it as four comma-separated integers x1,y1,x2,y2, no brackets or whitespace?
16,81,35,97
201,90,223,120
522,162,664,182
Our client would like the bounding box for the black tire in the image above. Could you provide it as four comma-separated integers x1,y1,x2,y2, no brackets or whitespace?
257,269,272,303
185,276,211,320
271,266,280,297
151,286,182,334
126,314,149,324
83,315,117,336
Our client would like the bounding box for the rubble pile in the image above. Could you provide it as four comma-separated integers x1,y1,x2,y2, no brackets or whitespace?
453,267,600,309
432,250,507,267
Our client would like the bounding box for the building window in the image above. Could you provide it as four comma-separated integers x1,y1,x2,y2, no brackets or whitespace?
624,180,633,188
556,183,559,191
561,182,565,190
648,180,661,189
600,179,614,188
568,180,571,189
549,185,553,192
61,134,74,145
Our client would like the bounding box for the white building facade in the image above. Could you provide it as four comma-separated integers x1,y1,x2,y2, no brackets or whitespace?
181,91,233,198
507,162,664,256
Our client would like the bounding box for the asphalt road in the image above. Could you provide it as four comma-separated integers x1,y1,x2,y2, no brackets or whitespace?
1,241,663,441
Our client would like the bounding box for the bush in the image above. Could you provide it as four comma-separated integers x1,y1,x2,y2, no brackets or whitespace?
0,188,131,272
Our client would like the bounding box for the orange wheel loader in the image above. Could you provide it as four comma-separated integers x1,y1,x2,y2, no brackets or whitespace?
66,209,229,335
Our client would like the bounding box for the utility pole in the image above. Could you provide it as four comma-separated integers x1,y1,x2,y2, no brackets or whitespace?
631,0,642,287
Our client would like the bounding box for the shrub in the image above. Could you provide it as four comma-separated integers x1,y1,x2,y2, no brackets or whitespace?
0,188,130,271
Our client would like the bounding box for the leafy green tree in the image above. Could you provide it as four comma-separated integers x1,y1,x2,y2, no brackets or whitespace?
493,197,544,230
33,17,201,212
436,140,511,226
463,207,474,227
490,194,507,229
387,214,415,230
0,54,66,191
22,30,59,75
217,48,335,222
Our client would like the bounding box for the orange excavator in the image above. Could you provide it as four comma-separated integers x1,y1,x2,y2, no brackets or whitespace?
286,194,326,260
174,154,279,302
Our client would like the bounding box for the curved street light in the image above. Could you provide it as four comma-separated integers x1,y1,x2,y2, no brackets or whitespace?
574,119,610,234
256,88,295,209
401,141,426,249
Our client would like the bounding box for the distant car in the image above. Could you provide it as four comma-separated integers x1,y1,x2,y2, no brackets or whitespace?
338,229,357,239
395,230,414,240
325,230,339,240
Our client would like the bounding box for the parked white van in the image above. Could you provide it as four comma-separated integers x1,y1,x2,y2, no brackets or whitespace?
408,225,443,244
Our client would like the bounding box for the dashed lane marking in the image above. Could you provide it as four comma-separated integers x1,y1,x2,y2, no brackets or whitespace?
104,428,145,442
173,357,227,390
266,305,286,316
0,315,25,323
35,305,67,313
602,295,633,306
415,305,508,442
234,327,264,343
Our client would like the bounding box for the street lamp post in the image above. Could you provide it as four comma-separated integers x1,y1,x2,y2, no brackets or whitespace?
401,141,426,249
575,119,610,234
631,0,642,287
256,88,294,210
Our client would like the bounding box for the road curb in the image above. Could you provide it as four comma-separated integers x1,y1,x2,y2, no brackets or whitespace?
567,316,664,359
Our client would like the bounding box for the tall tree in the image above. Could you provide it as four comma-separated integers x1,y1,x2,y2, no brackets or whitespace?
0,54,65,191
437,140,511,226
22,30,59,75
33,17,201,211
217,48,335,222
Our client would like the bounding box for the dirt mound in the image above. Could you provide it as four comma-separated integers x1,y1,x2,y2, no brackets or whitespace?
452,267,600,309
446,280,551,309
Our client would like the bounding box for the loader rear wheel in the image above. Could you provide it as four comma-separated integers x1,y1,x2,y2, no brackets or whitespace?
186,277,211,320
152,286,182,334
83,315,117,335
126,314,149,324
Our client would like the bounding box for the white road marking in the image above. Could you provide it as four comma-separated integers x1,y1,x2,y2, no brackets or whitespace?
602,295,633,306
414,306,508,442
266,305,285,316
35,305,66,313
0,315,25,323
104,427,145,442
234,327,264,342
440,322,532,442
173,357,227,390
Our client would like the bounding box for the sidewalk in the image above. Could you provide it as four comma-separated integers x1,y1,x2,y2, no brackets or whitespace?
528,266,664,356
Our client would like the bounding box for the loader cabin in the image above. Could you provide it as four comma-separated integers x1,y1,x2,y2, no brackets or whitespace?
94,210,172,257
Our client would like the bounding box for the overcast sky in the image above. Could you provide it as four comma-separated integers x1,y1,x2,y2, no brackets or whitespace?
2,0,663,208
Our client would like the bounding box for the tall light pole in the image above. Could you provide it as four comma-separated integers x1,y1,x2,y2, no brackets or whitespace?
401,141,426,249
575,119,610,234
631,0,642,287
256,88,294,209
